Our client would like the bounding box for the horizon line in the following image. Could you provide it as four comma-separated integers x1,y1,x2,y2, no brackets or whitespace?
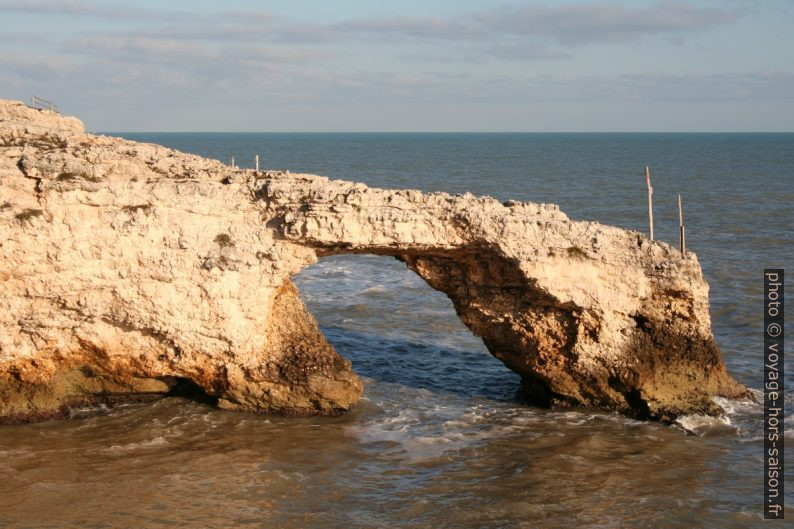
98,130,794,134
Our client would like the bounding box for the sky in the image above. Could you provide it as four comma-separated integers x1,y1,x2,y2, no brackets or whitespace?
2,0,793,131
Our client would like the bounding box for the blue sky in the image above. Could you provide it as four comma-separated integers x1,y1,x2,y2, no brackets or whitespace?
2,0,793,131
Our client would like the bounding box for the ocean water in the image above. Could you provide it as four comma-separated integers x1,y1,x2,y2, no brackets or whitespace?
1,133,792,528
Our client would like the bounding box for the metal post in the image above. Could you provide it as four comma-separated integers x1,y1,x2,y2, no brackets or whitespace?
255,154,259,172
678,193,686,258
645,166,654,241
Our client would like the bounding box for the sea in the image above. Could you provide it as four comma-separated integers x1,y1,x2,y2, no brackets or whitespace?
1,133,791,528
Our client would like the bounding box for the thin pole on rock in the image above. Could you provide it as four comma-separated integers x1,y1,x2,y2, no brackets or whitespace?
255,154,259,172
231,156,235,169
678,193,686,258
645,166,654,241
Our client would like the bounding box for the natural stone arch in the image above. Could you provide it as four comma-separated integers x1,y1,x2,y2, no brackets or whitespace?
0,100,749,424
263,174,749,421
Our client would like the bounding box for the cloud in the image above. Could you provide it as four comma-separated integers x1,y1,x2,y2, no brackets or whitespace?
484,44,572,61
334,16,477,40
331,1,739,46
0,0,273,25
0,0,172,19
0,1,756,72
64,34,330,67
0,54,78,80
485,71,794,103
1,0,788,131
611,71,794,101
3,1,740,47
477,1,739,44
268,70,794,105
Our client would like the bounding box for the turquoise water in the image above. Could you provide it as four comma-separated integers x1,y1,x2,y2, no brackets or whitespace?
1,133,791,528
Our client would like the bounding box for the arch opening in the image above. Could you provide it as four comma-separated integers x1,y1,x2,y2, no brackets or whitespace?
292,254,522,403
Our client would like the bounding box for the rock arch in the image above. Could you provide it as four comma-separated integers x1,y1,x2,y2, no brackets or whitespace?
0,100,748,423
262,174,749,421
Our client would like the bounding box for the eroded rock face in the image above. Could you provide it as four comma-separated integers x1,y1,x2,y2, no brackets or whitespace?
0,100,748,423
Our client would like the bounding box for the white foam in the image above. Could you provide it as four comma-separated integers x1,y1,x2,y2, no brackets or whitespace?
349,400,547,463
360,285,387,295
108,436,168,452
713,392,762,417
413,436,455,446
675,413,734,435
272,470,306,482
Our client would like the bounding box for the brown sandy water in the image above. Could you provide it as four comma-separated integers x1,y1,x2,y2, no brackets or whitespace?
0,379,764,529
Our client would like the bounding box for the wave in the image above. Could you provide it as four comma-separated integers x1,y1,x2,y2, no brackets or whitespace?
675,388,794,439
108,436,168,452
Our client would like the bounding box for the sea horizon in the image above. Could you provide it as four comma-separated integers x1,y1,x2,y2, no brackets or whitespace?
100,130,794,134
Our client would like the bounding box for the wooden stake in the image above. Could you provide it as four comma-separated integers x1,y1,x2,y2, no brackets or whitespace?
678,193,686,258
645,166,654,241
255,154,259,172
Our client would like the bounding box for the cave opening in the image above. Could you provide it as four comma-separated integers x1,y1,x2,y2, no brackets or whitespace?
165,377,220,407
292,254,521,402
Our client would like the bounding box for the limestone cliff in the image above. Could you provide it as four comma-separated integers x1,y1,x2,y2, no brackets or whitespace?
0,100,748,423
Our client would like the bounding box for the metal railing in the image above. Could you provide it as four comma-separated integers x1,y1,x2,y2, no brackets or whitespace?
30,95,58,113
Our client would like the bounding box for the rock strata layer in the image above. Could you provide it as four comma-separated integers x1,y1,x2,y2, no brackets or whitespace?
0,100,748,423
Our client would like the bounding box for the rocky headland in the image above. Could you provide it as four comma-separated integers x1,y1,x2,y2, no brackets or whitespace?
0,100,749,424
